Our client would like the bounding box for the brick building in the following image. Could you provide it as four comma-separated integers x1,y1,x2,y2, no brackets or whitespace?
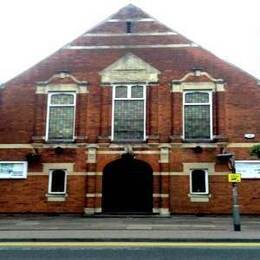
0,4,259,215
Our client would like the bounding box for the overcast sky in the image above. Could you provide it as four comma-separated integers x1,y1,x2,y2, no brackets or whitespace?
0,0,259,83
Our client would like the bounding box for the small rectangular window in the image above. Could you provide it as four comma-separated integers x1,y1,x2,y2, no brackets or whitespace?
190,169,208,194
48,169,67,194
184,91,212,140
46,92,76,141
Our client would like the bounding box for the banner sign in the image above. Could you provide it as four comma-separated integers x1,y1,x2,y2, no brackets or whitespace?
0,161,28,179
235,161,260,179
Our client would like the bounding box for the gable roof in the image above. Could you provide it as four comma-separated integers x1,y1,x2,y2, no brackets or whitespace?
2,4,258,87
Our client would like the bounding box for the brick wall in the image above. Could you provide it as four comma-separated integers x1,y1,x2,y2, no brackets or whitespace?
0,5,259,214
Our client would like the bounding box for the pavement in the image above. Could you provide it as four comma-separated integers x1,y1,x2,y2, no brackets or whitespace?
0,214,260,241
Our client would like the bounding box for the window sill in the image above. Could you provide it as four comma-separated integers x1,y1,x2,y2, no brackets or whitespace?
182,139,214,143
188,193,211,202
45,193,68,202
45,140,75,144
111,140,146,144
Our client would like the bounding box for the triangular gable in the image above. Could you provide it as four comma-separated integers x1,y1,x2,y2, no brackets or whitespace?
100,53,160,83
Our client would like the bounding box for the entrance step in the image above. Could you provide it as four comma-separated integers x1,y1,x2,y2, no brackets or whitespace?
85,213,161,218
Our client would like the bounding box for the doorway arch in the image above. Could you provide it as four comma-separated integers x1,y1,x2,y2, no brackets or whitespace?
102,156,153,214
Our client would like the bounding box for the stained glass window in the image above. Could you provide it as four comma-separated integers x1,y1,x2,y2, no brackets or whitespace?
113,85,145,141
184,91,211,139
131,85,143,98
115,86,127,98
185,92,209,103
47,93,75,141
51,94,74,105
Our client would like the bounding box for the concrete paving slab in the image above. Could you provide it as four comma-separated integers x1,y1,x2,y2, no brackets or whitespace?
0,215,258,241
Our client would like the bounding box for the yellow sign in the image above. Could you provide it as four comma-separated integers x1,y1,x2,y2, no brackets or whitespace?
228,173,241,183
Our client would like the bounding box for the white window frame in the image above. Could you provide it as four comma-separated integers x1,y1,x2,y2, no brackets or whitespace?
183,90,213,140
189,169,209,195
111,84,146,141
48,169,68,195
45,92,76,142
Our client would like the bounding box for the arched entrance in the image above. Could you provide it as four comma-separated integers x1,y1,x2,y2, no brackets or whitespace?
102,155,153,214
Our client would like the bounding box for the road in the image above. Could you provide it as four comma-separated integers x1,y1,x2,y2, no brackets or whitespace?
0,242,260,259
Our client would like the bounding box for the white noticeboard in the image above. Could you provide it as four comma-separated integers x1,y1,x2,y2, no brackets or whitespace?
0,161,28,179
235,161,260,179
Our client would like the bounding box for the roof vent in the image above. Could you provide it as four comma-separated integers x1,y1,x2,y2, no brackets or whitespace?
126,21,132,33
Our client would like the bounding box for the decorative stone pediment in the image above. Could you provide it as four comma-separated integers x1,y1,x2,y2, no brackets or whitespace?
171,69,225,92
36,72,88,94
100,53,160,84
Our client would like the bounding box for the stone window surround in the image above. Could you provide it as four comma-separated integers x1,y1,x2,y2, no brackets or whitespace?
171,70,225,143
34,72,88,143
184,162,214,202
44,163,74,202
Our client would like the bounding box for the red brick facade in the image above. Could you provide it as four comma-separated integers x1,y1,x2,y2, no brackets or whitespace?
0,4,259,215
